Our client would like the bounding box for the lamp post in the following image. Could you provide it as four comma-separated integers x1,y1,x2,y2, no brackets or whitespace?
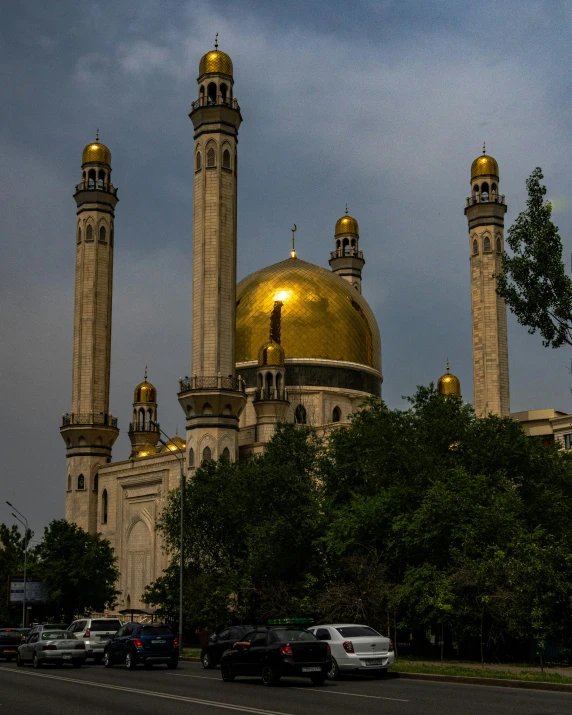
6,502,28,628
150,422,185,654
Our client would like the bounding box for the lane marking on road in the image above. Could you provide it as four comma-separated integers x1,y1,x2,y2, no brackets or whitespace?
166,673,409,702
0,668,294,714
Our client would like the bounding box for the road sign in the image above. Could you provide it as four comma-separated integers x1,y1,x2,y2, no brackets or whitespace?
8,576,49,604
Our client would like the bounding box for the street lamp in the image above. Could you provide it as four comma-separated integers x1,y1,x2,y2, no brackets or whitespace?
150,422,186,654
6,502,28,628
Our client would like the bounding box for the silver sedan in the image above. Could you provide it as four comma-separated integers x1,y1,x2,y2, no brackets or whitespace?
17,630,86,668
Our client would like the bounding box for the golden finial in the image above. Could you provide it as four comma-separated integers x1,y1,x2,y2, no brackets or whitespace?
215,32,218,50
290,224,297,259
144,365,148,382
482,141,486,154
446,357,450,372
345,204,349,215
96,128,99,142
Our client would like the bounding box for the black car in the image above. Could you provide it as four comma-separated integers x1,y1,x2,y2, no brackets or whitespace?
202,625,254,669
220,626,330,686
103,622,178,669
0,629,24,661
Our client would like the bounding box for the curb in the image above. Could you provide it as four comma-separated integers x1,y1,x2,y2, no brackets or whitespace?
180,657,201,662
395,671,572,693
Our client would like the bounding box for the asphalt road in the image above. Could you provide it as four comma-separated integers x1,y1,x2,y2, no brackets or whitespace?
0,660,570,715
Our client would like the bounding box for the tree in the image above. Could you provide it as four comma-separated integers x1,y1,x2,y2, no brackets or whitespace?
496,167,572,348
34,520,119,622
0,524,31,626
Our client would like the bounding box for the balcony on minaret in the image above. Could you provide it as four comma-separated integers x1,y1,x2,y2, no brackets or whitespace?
330,246,364,260
75,177,118,196
191,93,240,112
62,412,118,428
466,193,505,207
179,374,246,393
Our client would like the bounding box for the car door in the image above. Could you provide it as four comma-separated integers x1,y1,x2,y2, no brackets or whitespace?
214,629,231,662
244,631,268,676
232,630,255,675
118,624,134,661
24,633,39,660
109,624,129,660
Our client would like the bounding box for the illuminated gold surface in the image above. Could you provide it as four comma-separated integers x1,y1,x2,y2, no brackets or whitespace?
236,258,381,371
471,154,498,179
82,142,111,166
437,371,461,397
335,214,359,235
161,435,186,452
258,340,285,367
137,442,158,458
199,50,233,76
134,381,156,403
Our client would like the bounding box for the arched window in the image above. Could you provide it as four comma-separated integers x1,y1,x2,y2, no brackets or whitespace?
265,372,273,392
473,184,479,194
97,170,105,189
222,149,231,169
203,403,213,415
88,169,96,189
295,404,307,425
483,236,491,252
207,148,216,167
336,240,340,250
147,408,153,427
481,182,489,201
196,152,202,170
77,226,82,243
99,226,106,242
138,407,145,430
189,448,195,468
86,225,93,242
221,447,230,461
202,446,212,463
93,473,99,492
102,489,108,524
67,474,71,491
472,239,479,255
491,183,497,194
77,474,85,490
200,85,205,105
220,83,228,103
496,236,502,253
332,406,341,423
207,82,217,105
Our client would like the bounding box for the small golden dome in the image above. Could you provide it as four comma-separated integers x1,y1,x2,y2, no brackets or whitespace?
471,154,498,180
335,213,359,236
82,141,111,166
137,442,158,458
437,363,461,397
134,380,157,404
258,340,285,367
199,50,233,77
162,435,186,452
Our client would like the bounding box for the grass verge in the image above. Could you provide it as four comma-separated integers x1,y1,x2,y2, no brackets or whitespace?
392,660,572,685
181,648,201,659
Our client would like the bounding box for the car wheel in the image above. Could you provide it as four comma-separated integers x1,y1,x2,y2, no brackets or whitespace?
221,661,235,682
16,653,24,667
310,673,327,686
261,664,280,686
326,657,339,681
103,651,113,668
125,649,137,670
202,652,214,669
32,653,41,669
167,657,179,670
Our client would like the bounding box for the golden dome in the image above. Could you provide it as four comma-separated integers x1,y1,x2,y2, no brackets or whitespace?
162,435,186,452
437,364,461,397
134,380,157,403
471,154,498,180
82,141,111,166
199,50,233,77
137,442,158,458
335,213,359,235
258,339,285,367
236,258,381,372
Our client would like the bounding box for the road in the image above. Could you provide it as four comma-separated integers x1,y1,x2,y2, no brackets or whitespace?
0,660,570,715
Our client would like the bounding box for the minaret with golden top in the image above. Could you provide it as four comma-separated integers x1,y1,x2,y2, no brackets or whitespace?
129,369,160,458
329,206,365,292
61,135,119,533
464,145,510,417
437,360,461,398
179,38,246,465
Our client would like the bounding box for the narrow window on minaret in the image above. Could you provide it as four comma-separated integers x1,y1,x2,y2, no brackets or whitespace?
77,474,85,490
99,226,106,242
77,225,82,244
67,475,71,491
473,239,478,255
223,149,231,169
207,148,216,167
202,446,212,463
332,406,341,423
189,448,195,468
102,490,108,524
86,225,93,242
222,447,230,461
483,236,491,252
196,151,202,170
295,404,307,425
496,236,502,253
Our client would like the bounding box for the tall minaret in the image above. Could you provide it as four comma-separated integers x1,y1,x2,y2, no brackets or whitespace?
464,146,510,417
329,207,365,292
60,136,119,533
179,38,246,466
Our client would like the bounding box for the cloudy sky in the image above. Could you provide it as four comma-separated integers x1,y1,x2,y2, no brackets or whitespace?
1,0,571,538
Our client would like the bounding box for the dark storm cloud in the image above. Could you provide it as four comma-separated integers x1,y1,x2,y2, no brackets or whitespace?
1,0,571,536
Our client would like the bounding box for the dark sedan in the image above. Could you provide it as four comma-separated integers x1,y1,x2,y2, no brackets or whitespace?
103,622,179,669
202,625,254,669
220,626,330,686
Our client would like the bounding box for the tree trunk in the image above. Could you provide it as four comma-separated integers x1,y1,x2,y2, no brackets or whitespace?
480,609,485,668
440,623,444,663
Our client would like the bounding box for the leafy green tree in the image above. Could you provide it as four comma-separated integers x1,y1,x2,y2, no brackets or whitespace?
0,524,31,626
497,167,572,348
34,520,119,622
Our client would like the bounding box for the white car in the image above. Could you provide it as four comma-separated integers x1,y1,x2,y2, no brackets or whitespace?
308,624,394,680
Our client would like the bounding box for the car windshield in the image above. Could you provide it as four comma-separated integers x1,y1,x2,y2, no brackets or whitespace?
335,626,381,638
90,619,121,632
272,629,316,642
41,631,70,640
140,626,172,636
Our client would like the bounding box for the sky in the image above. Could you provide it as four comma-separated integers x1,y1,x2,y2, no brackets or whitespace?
1,0,572,539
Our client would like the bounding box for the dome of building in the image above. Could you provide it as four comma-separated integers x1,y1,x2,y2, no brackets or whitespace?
162,435,186,452
82,141,111,166
437,363,461,397
335,213,359,235
199,50,233,77
134,380,157,403
258,339,285,367
236,258,381,373
137,442,158,458
471,153,498,180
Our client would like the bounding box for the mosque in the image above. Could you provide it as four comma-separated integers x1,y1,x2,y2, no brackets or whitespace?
59,41,560,610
